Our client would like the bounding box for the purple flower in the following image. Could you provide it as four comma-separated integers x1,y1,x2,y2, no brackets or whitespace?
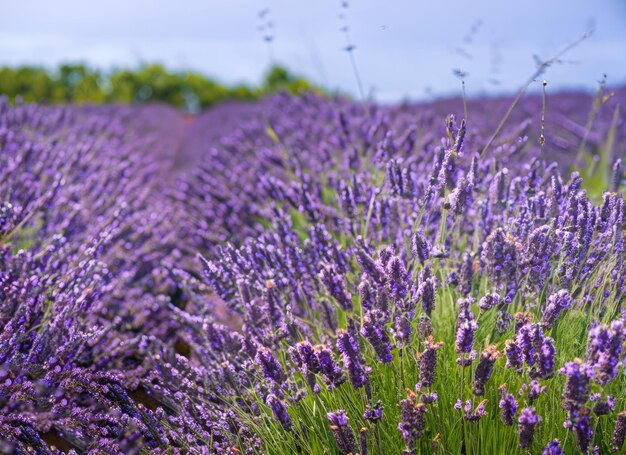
505,339,523,371
290,341,322,393
521,379,546,404
591,394,615,416
418,316,433,340
572,409,593,453
447,176,471,216
362,400,383,422
513,323,556,378
458,252,474,296
361,309,393,363
266,394,292,431
316,346,346,389
393,313,413,348
481,227,517,287
355,242,386,285
319,264,353,310
398,391,428,449
417,336,443,389
612,411,626,453
473,345,502,396
337,329,371,388
456,302,478,366
499,384,518,426
586,320,624,385
416,272,436,317
541,289,572,329
411,230,430,264
477,293,500,312
542,439,565,455
358,276,375,310
560,360,592,421
518,407,541,448
537,336,556,379
359,427,368,455
458,399,488,421
255,348,286,384
386,255,408,301
327,410,357,455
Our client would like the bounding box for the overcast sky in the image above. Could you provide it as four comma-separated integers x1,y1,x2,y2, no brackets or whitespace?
1,0,625,102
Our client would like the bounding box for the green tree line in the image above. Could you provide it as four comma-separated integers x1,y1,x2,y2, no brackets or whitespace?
0,63,318,111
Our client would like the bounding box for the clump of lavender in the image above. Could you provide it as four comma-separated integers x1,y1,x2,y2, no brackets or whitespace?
4,86,626,453
512,323,557,378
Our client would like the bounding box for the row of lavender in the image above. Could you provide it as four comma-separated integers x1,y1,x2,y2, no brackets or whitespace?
1,86,625,453
176,89,626,454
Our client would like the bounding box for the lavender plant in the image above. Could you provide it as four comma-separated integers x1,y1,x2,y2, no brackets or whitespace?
1,82,626,454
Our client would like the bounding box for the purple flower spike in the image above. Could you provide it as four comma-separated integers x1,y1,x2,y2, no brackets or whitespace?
327,410,357,455
542,439,565,455
560,360,592,420
586,320,624,385
362,400,383,422
477,292,500,312
591,394,615,416
505,339,523,371
473,345,502,396
572,409,593,453
266,394,292,431
337,329,371,388
518,407,541,449
316,346,346,389
416,272,437,317
255,348,286,384
541,289,572,329
361,309,394,363
456,303,478,366
460,399,488,421
612,412,626,453
411,230,430,264
499,384,518,426
417,336,443,390
319,264,353,310
398,391,428,450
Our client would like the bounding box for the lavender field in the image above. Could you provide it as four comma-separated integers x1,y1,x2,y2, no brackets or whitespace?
1,86,626,454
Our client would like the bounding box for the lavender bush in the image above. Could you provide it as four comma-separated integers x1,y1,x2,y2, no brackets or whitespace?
1,84,625,454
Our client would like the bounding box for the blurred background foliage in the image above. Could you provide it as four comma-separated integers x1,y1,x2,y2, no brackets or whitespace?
0,63,319,111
